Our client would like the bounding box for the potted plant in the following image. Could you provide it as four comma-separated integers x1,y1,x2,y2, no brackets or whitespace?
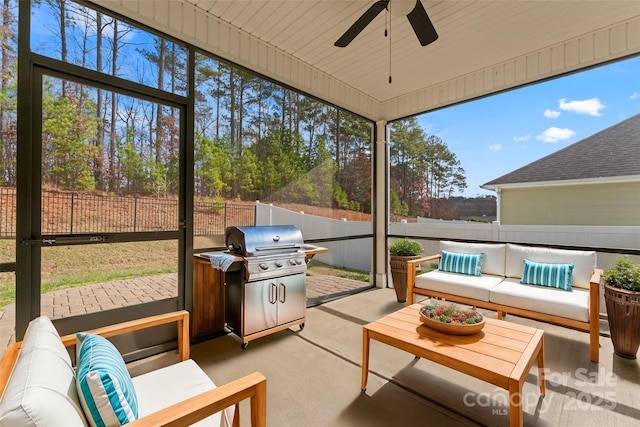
601,256,640,359
389,238,424,302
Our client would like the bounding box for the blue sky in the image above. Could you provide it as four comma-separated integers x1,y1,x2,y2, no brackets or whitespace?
418,56,640,197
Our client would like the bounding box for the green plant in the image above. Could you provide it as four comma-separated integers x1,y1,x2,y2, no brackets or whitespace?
602,256,640,292
420,303,484,325
389,238,423,257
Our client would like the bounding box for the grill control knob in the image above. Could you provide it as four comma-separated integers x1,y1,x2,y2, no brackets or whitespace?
288,259,297,266
259,263,269,270
275,261,283,268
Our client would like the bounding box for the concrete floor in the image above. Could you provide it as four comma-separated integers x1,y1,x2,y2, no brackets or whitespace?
129,287,640,427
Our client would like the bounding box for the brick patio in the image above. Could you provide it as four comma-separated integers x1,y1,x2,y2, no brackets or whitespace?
0,272,371,349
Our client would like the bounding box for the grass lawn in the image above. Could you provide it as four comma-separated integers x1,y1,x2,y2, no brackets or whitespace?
0,240,178,308
307,259,370,282
0,240,370,309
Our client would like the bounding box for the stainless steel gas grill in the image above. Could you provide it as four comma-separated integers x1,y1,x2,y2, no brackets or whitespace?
224,225,308,348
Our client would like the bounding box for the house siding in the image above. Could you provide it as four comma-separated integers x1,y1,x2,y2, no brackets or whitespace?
500,182,640,225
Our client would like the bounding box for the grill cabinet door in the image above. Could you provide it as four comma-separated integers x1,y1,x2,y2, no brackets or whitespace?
244,279,277,335
277,273,306,325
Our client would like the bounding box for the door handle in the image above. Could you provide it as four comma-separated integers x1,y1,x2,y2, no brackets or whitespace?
270,282,277,304
279,283,286,303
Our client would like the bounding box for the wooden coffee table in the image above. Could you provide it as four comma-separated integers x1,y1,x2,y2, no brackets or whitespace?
361,304,545,427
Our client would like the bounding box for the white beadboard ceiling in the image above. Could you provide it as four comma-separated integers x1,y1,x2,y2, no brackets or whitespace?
95,0,640,121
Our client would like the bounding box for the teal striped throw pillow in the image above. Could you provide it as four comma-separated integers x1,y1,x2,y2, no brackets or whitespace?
439,250,484,276
520,259,574,291
76,333,138,427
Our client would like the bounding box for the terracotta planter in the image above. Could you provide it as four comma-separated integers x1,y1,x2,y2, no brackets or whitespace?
604,283,640,359
390,255,421,303
420,312,486,335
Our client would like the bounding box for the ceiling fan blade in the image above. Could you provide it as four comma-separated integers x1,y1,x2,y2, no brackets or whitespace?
334,1,388,47
407,1,438,46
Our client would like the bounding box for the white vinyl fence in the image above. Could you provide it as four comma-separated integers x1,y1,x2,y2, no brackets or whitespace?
255,202,372,272
257,202,640,275
402,218,640,271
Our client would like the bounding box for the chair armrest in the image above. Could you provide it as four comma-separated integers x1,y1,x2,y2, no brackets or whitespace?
60,310,191,361
126,371,267,427
0,342,22,398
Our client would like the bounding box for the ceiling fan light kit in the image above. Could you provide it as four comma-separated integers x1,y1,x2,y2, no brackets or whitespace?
389,0,416,17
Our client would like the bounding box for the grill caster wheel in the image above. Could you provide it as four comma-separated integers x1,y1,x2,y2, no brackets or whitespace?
241,342,249,349
299,323,305,330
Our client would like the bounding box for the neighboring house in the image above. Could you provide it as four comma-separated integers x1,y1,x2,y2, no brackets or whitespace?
482,114,640,226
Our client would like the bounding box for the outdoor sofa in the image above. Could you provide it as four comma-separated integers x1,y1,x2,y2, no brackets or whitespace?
407,241,602,362
0,310,266,426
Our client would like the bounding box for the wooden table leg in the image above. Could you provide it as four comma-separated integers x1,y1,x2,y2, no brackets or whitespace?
538,335,546,396
508,378,523,427
361,328,370,391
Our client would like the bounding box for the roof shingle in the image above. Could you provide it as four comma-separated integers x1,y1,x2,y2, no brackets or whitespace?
483,113,640,188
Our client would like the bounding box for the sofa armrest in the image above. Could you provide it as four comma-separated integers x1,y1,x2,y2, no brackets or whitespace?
589,269,602,315
590,269,602,287
406,254,441,304
60,310,191,361
407,254,441,266
127,371,267,427
589,269,602,363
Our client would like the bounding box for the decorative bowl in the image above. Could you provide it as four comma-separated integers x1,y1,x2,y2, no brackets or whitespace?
419,304,485,336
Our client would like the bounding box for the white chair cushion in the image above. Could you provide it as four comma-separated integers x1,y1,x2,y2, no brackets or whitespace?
440,241,506,276
490,278,590,322
132,359,232,427
414,270,504,302
505,244,596,289
0,317,88,427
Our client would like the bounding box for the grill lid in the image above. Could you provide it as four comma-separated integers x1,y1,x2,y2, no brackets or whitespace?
225,225,304,257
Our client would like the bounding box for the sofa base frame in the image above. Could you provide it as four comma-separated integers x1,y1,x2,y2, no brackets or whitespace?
407,257,602,363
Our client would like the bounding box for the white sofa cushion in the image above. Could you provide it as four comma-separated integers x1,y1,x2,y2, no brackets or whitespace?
505,244,596,289
0,317,88,427
440,241,506,276
414,270,504,302
490,278,590,322
132,359,232,427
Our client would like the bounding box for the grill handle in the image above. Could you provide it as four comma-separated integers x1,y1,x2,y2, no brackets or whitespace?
279,283,286,303
254,244,301,251
227,243,242,252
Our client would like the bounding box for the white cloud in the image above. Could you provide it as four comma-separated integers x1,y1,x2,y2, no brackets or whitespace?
536,127,575,143
512,135,530,142
544,109,560,118
488,144,502,152
631,92,639,100
558,98,605,116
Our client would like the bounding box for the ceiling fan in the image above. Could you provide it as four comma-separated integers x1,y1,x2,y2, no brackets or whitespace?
334,0,438,48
